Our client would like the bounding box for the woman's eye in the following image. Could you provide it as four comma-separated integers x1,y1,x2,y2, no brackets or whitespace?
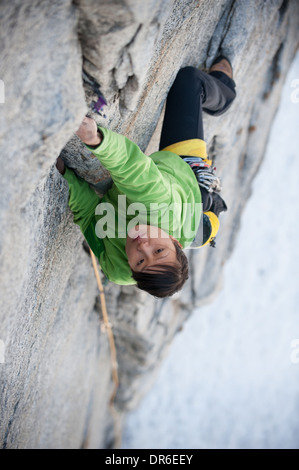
137,259,144,266
156,248,164,254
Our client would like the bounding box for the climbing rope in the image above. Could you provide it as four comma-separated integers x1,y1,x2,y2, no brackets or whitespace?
89,248,121,447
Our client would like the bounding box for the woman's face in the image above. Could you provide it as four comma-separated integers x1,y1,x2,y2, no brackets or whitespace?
125,225,181,272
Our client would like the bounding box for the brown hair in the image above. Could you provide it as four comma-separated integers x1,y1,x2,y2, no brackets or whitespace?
130,242,189,298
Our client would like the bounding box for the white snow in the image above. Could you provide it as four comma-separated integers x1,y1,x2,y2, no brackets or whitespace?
122,51,299,449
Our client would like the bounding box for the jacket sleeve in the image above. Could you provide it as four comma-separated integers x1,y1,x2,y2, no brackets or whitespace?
85,127,171,207
63,166,101,234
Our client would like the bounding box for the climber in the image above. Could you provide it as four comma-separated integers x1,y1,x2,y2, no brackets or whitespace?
56,56,236,298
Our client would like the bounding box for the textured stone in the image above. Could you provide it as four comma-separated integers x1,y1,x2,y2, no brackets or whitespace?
0,0,299,449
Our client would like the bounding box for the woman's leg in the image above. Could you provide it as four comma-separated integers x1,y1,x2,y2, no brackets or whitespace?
159,66,236,150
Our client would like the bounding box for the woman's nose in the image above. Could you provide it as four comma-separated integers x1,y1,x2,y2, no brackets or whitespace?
137,238,150,251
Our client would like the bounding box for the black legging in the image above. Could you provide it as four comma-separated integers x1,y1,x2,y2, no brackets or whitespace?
159,67,236,149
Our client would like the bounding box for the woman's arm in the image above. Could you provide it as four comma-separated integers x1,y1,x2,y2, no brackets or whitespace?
75,117,171,207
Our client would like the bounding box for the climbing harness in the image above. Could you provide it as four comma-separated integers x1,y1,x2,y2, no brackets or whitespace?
183,156,225,249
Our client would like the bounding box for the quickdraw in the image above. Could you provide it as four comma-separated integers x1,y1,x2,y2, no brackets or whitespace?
183,156,222,193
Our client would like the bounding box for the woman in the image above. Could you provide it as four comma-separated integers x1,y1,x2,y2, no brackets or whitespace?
56,56,236,297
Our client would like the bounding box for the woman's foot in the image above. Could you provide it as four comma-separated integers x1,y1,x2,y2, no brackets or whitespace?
209,56,233,79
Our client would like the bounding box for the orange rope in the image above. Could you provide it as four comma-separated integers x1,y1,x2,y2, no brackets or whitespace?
89,248,121,446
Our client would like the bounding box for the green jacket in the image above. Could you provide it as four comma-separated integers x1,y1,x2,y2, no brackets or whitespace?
63,126,202,285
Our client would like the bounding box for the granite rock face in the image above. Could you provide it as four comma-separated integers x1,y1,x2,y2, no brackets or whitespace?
0,0,298,449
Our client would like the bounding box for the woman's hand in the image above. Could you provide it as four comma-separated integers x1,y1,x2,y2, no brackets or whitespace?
75,116,102,146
